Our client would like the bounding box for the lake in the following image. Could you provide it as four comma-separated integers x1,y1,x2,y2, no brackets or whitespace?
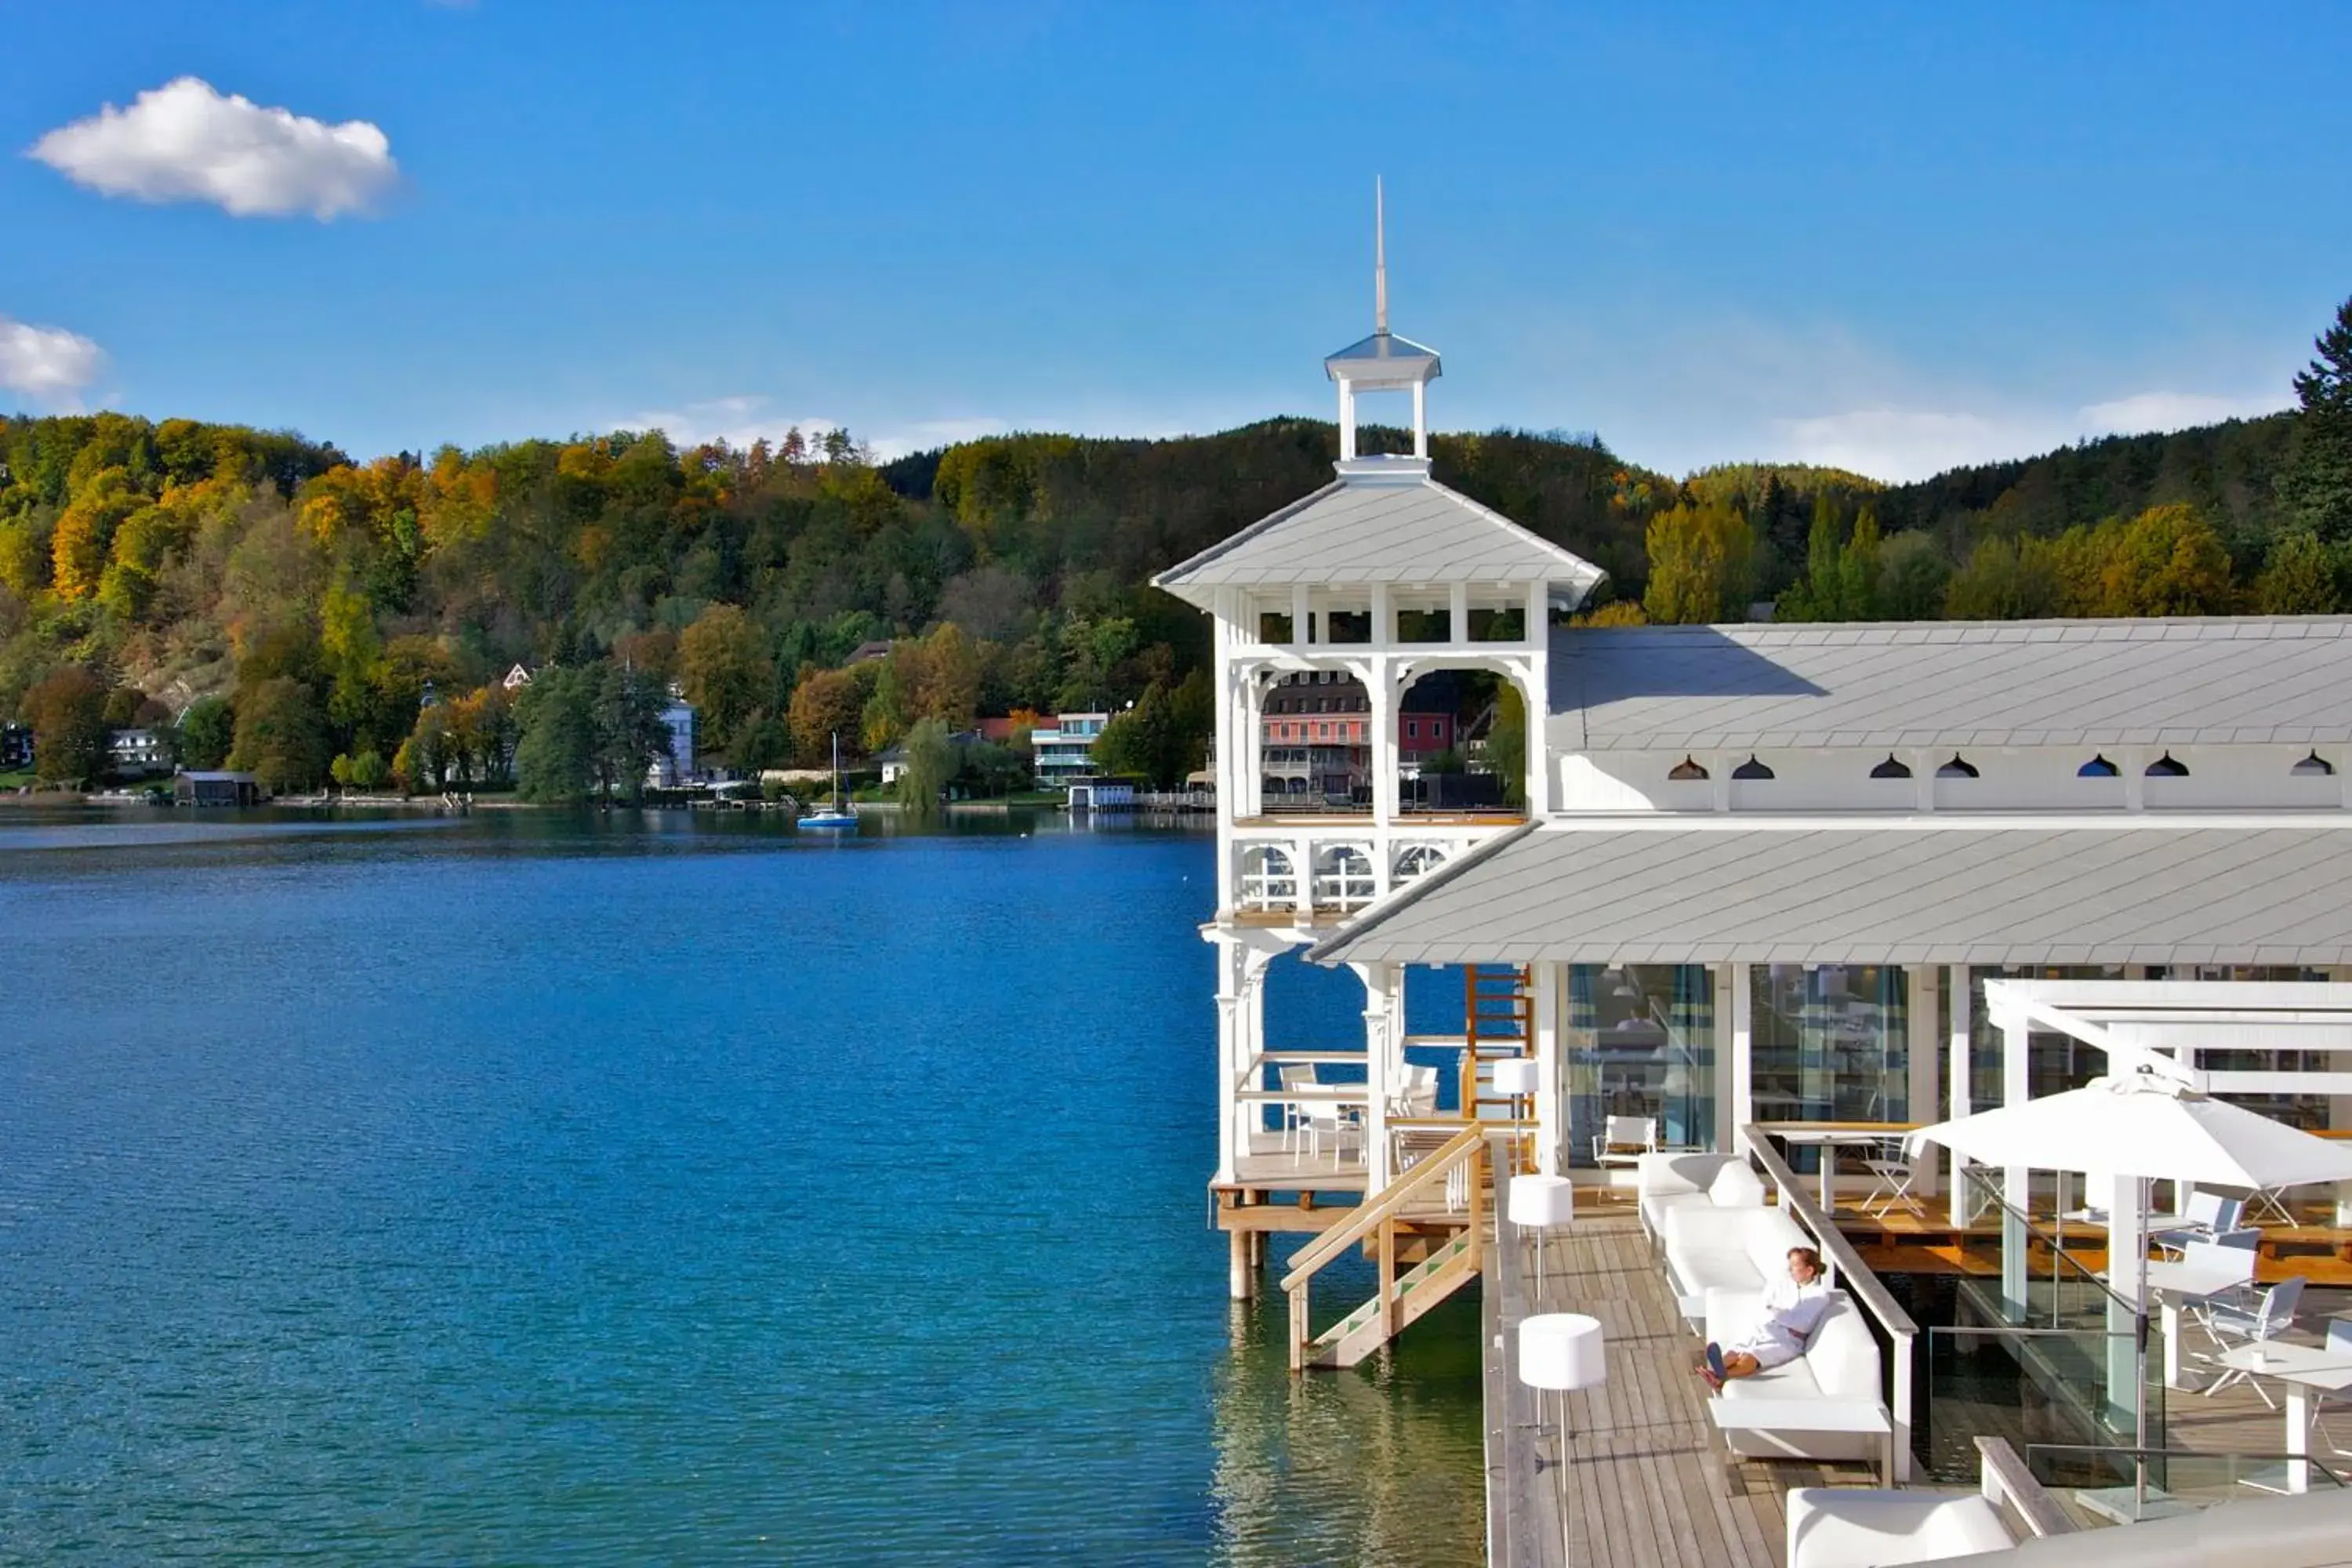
0,808,1484,1564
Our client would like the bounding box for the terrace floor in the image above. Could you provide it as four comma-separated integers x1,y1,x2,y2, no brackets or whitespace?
1485,1199,1876,1568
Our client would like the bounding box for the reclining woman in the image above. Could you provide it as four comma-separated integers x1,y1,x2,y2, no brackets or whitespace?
1697,1245,1829,1392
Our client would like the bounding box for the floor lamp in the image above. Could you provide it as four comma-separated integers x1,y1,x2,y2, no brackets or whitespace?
1509,1173,1576,1298
1519,1312,1606,1497
1493,1055,1541,1171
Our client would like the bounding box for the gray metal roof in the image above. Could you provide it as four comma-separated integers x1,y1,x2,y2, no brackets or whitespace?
1548,618,2352,753
1154,465,1604,596
1323,330,1441,385
1308,818,2352,967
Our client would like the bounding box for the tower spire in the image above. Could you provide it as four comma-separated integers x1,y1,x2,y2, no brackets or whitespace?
1374,176,1388,335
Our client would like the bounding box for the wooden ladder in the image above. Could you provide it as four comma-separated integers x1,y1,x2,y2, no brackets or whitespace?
1460,964,1533,1122
1281,1125,1491,1371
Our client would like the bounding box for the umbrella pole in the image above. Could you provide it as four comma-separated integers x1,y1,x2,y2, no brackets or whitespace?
2135,1174,2150,1514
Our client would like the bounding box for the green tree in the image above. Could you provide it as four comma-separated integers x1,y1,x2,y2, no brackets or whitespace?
592,663,670,799
22,666,111,785
676,603,769,755
1874,531,1951,620
514,666,598,804
1485,681,1527,808
895,717,957,819
178,695,235,768
2254,530,2340,614
2281,294,2352,540
229,677,332,793
1642,501,1752,624
1944,535,2064,619
861,659,910,752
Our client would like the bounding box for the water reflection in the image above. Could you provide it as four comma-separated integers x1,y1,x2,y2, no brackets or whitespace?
1210,1250,1485,1566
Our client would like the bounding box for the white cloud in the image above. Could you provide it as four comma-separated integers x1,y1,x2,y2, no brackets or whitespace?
0,315,106,405
27,77,398,220
1776,389,2293,484
2078,390,2288,437
626,396,1008,462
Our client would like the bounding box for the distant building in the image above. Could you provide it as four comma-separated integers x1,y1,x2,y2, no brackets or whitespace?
1066,777,1136,810
848,640,895,665
501,663,534,691
648,688,696,787
1030,713,1109,786
176,771,260,808
110,728,172,776
0,723,29,771
876,729,982,785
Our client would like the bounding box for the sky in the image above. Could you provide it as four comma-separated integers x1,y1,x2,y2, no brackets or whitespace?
2,2,2347,482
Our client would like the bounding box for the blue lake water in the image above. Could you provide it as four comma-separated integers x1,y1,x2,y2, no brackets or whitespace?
0,810,1484,1564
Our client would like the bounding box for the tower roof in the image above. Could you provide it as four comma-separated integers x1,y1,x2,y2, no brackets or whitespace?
1324,330,1442,387
1152,462,1602,604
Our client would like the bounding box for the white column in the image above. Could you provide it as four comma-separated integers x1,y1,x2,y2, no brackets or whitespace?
2001,1016,2031,1322
1292,836,1313,919
1534,962,1563,1175
1337,378,1356,460
1712,964,1738,1154
1730,962,1755,1153
1948,964,1972,1226
1907,965,1939,1197
1368,655,1397,827
1356,961,1396,1189
2123,746,2147,811
1449,582,1470,646
1213,933,1247,1185
1291,584,1312,648
2107,1171,2147,1431
1411,380,1428,458
1241,672,1265,818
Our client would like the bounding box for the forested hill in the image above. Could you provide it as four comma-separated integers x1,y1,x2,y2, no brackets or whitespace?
0,290,2345,794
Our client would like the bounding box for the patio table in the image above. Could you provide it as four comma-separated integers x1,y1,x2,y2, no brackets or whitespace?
2217,1341,2352,1494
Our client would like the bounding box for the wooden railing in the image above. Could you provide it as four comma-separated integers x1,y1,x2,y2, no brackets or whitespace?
1743,1123,1923,1483
1280,1123,1490,1373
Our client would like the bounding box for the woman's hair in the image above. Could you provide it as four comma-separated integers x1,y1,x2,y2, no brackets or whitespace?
1788,1246,1824,1276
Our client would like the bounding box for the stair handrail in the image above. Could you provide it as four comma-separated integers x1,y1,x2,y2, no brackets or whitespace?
1280,1124,1486,1290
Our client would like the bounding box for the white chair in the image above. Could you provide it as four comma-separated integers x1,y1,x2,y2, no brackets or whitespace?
1593,1115,1659,1170
1860,1137,1924,1218
1390,1063,1439,1119
2151,1189,2245,1256
2314,1318,2352,1457
2204,1276,2306,1406
1276,1065,1316,1159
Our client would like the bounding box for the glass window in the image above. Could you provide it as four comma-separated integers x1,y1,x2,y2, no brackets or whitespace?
1566,964,1715,1162
1751,964,1907,1125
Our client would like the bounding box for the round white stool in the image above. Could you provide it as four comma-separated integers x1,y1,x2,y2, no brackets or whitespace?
1508,1173,1576,1298
1519,1311,1606,1463
1491,1056,1542,1168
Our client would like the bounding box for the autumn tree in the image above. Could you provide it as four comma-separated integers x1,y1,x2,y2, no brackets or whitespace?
677,603,769,753
789,666,866,763
22,666,111,784
913,621,982,729
1642,501,1753,624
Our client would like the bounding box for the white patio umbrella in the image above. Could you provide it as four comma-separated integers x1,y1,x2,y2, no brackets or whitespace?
1907,1067,2352,1512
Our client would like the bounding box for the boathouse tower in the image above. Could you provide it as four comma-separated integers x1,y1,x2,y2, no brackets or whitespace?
1152,207,1604,1293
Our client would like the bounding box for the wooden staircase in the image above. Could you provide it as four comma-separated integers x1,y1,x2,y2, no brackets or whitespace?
1281,1125,1493,1371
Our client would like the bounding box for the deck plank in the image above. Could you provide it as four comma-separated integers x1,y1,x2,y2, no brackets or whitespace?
1489,1199,1850,1567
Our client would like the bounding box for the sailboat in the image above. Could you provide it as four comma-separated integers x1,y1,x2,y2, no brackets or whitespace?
796,732,858,829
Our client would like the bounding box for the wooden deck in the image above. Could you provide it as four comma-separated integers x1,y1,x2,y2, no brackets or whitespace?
1486,1200,1875,1568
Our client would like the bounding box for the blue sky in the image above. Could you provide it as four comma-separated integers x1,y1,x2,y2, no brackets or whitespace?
2,2,2347,481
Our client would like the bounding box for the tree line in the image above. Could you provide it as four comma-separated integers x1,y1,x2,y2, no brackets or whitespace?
3,294,2347,791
